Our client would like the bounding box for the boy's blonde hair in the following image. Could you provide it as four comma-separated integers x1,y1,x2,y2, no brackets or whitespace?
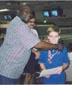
47,26,61,35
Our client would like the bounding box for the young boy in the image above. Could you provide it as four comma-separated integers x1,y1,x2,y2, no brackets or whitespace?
38,26,69,84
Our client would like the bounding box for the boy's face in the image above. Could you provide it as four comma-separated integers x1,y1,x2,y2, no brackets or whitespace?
48,31,60,44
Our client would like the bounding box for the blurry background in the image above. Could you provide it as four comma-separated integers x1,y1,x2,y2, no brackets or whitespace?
0,1,72,50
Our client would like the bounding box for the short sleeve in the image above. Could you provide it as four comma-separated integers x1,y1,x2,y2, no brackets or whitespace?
31,29,39,38
38,51,47,64
62,47,69,64
18,24,40,49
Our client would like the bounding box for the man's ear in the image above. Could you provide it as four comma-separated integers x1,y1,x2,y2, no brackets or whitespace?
47,36,49,39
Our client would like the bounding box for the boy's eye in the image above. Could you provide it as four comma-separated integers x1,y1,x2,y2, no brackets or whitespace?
49,36,59,38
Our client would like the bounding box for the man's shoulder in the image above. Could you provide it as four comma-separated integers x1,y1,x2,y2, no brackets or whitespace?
9,16,26,27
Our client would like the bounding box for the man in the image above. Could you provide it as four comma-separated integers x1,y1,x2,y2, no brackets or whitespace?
0,5,63,84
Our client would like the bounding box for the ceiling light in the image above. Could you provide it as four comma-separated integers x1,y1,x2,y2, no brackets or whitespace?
0,8,9,12
20,2,27,6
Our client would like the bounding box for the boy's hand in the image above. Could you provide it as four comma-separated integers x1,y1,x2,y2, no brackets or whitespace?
56,66,62,74
45,75,51,78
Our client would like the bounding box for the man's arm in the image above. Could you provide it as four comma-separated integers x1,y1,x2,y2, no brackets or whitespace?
34,41,63,51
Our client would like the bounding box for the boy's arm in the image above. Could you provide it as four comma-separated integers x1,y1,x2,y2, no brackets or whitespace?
62,63,68,70
40,63,46,70
56,64,68,74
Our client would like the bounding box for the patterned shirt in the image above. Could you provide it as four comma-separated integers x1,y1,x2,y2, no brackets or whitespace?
0,16,40,79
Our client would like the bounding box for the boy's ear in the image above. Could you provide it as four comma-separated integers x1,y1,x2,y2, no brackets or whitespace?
59,36,60,39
